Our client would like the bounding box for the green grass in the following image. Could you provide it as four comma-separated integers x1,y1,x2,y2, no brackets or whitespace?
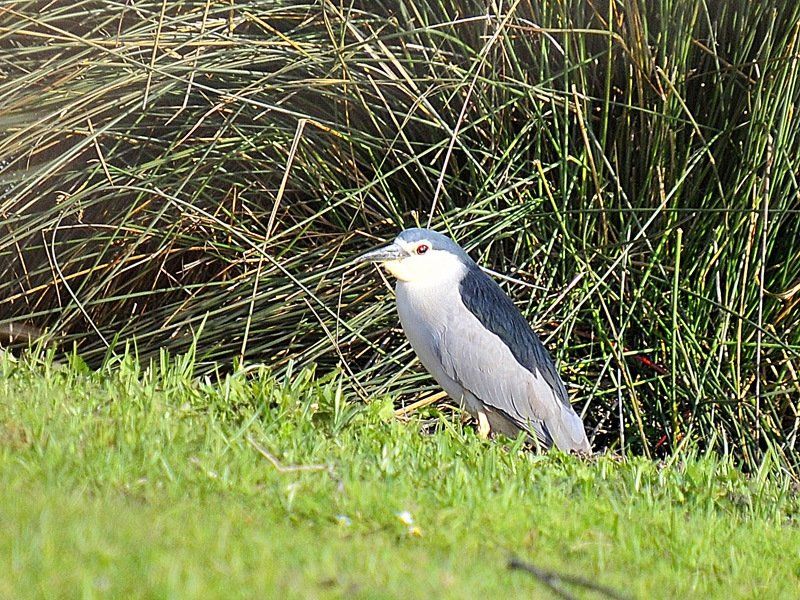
1,350,798,598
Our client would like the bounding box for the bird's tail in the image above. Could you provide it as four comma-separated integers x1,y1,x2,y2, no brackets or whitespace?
548,406,591,453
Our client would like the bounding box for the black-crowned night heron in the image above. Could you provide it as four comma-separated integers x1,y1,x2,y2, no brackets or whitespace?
356,228,591,453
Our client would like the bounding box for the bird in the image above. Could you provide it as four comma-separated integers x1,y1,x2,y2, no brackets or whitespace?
355,227,591,453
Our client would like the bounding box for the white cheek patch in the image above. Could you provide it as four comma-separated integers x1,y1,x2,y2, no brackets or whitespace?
384,259,416,281
384,251,464,283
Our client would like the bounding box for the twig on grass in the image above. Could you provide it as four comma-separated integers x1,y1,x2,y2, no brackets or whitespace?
508,557,631,600
394,391,448,418
246,435,329,474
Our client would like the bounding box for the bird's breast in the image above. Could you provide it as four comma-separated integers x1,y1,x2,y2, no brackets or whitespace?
395,280,465,399
395,281,455,342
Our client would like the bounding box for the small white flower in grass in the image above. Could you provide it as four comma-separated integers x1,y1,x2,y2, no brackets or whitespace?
335,514,352,527
395,510,422,536
395,510,414,525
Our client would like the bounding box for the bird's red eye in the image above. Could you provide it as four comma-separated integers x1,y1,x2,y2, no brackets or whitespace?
415,244,429,255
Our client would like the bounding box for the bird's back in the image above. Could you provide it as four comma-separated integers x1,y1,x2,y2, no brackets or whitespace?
456,265,590,452
441,265,590,452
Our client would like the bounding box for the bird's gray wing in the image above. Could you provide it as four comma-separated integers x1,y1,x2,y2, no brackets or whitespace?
439,265,589,452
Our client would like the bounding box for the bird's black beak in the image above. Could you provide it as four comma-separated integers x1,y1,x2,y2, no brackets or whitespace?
353,242,406,264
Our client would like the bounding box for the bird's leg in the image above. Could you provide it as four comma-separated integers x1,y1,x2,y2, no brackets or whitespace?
477,410,491,439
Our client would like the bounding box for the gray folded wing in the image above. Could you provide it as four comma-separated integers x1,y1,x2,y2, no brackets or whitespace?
438,265,590,452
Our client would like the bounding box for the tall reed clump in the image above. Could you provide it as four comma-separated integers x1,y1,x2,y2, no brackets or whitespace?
1,0,798,470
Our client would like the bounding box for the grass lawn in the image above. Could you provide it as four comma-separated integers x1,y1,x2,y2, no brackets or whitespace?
1,350,798,599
